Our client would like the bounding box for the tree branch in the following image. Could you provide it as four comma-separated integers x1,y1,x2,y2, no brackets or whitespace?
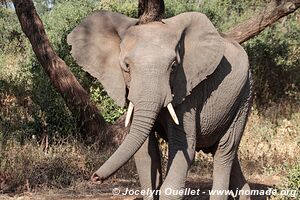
225,0,300,43
12,0,106,142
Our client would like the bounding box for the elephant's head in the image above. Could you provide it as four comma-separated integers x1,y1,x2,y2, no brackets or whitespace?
67,11,225,183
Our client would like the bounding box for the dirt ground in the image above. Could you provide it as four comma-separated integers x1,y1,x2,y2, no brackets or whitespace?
0,175,281,200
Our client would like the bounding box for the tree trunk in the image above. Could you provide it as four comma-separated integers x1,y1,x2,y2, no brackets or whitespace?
138,0,165,24
12,0,106,142
107,114,129,146
225,0,300,43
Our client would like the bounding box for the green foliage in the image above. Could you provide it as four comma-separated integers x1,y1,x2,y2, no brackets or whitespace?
164,0,200,18
98,0,138,17
90,86,125,123
163,0,265,29
29,59,77,136
0,1,99,141
0,56,75,142
0,8,28,55
243,13,300,107
282,160,300,199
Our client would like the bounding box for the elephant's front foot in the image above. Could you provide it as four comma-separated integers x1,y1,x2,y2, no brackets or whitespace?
237,183,251,200
159,186,185,200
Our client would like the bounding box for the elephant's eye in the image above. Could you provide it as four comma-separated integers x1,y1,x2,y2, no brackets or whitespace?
121,61,130,72
170,60,177,71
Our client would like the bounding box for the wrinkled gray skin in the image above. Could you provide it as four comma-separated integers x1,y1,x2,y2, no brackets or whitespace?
68,11,253,200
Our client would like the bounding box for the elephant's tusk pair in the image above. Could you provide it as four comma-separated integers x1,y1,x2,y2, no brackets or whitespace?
125,102,179,127
167,103,179,125
125,102,134,127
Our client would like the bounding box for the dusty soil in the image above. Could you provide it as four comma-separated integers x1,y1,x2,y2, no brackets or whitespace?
0,175,281,200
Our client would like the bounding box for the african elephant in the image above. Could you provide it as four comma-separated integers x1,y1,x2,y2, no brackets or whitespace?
67,10,253,200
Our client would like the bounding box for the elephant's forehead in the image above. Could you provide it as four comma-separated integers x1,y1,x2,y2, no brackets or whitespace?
126,22,175,44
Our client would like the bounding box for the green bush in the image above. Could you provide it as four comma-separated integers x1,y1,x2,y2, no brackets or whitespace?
98,0,138,17
242,11,300,107
0,8,28,55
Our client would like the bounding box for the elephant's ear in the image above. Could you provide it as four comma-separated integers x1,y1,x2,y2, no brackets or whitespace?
67,11,138,107
165,12,225,105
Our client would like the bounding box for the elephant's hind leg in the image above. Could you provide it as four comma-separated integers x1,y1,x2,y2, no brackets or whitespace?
134,131,162,200
229,156,251,200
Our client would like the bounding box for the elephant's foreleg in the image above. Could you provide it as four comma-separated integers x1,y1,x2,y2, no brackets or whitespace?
134,131,162,200
159,123,196,200
229,156,251,200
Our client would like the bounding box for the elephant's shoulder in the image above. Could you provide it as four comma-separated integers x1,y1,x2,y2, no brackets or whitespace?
223,39,249,73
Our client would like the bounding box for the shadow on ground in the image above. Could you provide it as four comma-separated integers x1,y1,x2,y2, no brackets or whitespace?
0,177,278,200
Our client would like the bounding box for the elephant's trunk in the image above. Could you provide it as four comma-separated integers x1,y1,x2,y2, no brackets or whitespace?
93,101,160,181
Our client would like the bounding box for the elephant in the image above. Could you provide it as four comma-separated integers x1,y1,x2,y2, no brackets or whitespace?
67,10,253,200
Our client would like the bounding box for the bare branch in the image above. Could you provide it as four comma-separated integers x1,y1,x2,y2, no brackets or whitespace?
225,0,300,43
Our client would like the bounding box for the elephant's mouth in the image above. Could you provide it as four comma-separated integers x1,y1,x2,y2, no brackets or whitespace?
125,101,179,127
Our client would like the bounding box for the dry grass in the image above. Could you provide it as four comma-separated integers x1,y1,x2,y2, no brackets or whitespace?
0,139,137,194
0,103,299,196
240,107,300,177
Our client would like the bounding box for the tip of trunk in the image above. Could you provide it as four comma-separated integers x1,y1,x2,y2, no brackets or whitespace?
93,103,160,181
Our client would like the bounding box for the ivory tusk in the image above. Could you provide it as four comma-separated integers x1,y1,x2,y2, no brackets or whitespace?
167,103,179,125
125,102,134,127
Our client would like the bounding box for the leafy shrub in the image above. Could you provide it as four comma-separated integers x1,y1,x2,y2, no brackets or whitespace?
0,8,28,55
90,86,125,123
242,12,300,108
